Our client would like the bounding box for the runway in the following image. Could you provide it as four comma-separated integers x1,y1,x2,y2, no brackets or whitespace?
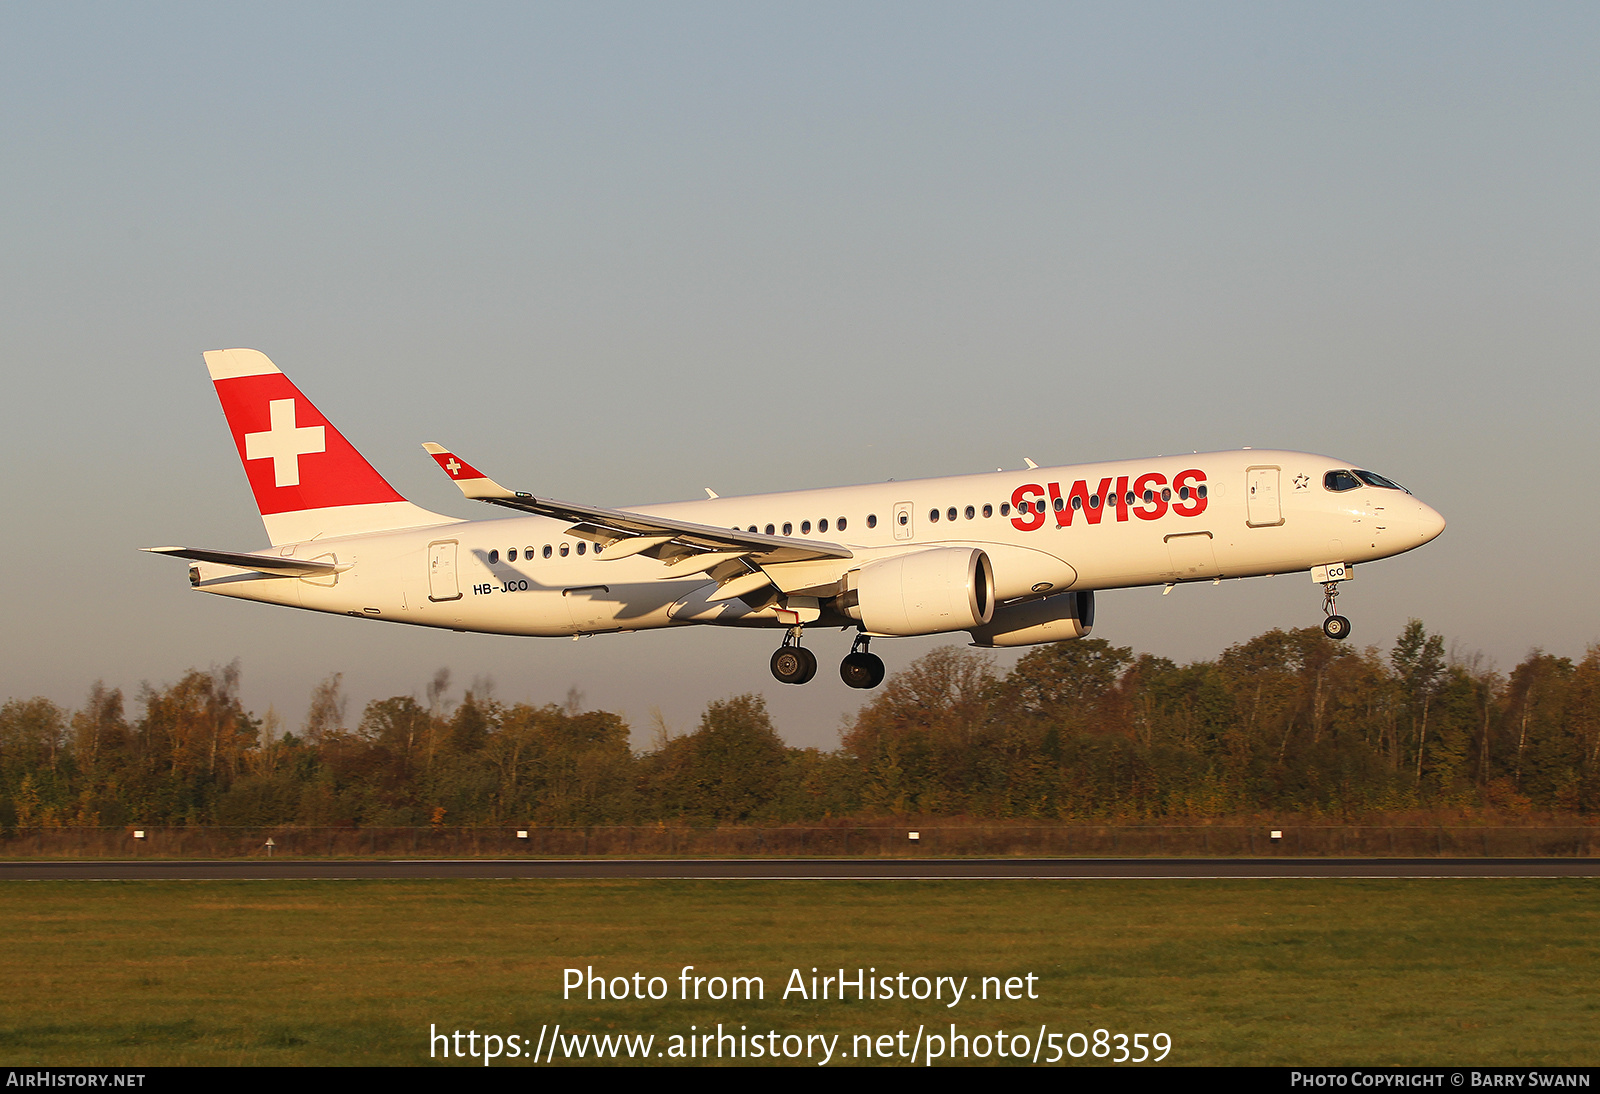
3,857,1598,881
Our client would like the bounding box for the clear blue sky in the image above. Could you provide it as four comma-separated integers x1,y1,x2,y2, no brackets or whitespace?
3,3,1596,747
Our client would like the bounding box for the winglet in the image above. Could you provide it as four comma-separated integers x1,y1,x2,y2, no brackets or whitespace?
422,443,518,499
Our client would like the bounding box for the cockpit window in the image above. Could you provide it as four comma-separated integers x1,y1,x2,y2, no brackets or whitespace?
1324,470,1361,492
1353,469,1409,493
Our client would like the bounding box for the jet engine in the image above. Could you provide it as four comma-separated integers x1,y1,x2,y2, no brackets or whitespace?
967,590,1095,647
839,547,996,636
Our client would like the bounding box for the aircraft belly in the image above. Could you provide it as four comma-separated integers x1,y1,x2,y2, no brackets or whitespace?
1213,509,1382,576
1044,529,1170,589
197,568,304,608
451,581,686,636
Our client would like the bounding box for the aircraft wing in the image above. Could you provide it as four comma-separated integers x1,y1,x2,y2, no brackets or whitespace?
141,546,341,576
421,444,853,573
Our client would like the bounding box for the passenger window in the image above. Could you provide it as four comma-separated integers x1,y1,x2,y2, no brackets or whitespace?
765,524,775,535
868,514,879,528
964,505,974,520
1068,496,1079,511
1161,488,1172,502
576,541,586,555
543,545,552,559
748,525,757,533
801,521,811,534
559,543,570,557
838,516,848,531
783,522,792,535
982,504,992,518
508,548,518,562
1089,495,1100,509
897,512,908,526
1000,503,1010,516
489,549,499,564
1198,485,1208,499
525,546,534,558
928,509,940,523
1324,470,1362,492
1178,487,1190,501
818,518,829,533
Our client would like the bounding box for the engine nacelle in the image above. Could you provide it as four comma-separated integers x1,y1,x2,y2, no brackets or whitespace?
840,548,996,636
967,590,1095,647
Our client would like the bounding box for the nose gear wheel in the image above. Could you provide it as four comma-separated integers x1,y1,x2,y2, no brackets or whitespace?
1321,581,1351,640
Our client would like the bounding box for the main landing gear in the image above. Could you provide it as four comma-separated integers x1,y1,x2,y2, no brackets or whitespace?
770,628,818,685
839,634,886,690
768,629,886,689
1321,581,1352,641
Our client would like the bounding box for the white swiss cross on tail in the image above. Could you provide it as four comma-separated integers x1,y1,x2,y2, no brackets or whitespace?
244,398,326,487
203,348,451,546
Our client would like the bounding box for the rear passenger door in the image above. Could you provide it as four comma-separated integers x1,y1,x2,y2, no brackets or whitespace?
428,540,461,601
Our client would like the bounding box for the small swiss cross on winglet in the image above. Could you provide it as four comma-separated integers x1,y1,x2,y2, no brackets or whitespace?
422,443,485,480
420,443,517,499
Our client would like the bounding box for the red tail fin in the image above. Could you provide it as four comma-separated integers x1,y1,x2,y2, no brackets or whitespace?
204,349,453,545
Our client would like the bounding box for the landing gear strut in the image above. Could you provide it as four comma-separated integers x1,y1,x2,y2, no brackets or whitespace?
770,627,817,684
840,634,886,690
1321,581,1351,641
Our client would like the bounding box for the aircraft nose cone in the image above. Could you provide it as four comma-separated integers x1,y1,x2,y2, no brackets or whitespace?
1416,502,1446,544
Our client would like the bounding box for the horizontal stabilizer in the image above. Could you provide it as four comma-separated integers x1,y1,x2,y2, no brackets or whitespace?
142,546,341,577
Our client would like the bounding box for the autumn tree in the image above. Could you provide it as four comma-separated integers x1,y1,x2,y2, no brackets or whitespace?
843,647,997,813
654,694,787,821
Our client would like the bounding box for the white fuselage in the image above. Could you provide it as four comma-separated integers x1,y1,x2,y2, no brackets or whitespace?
189,448,1444,642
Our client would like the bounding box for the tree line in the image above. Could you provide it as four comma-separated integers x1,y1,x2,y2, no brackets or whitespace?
3,620,1598,827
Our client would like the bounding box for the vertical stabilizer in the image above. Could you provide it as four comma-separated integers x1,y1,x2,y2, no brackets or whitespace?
203,349,456,545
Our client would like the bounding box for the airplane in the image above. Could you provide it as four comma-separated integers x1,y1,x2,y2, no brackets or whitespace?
146,348,1446,689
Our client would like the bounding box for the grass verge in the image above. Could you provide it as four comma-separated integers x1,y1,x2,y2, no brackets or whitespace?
2,878,1595,1066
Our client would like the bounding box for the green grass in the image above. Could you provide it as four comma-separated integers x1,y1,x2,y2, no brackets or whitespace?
1,879,1595,1066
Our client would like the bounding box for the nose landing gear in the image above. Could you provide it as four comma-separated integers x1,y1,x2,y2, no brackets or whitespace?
1321,581,1351,640
1311,563,1353,640
770,627,818,684
840,634,886,690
